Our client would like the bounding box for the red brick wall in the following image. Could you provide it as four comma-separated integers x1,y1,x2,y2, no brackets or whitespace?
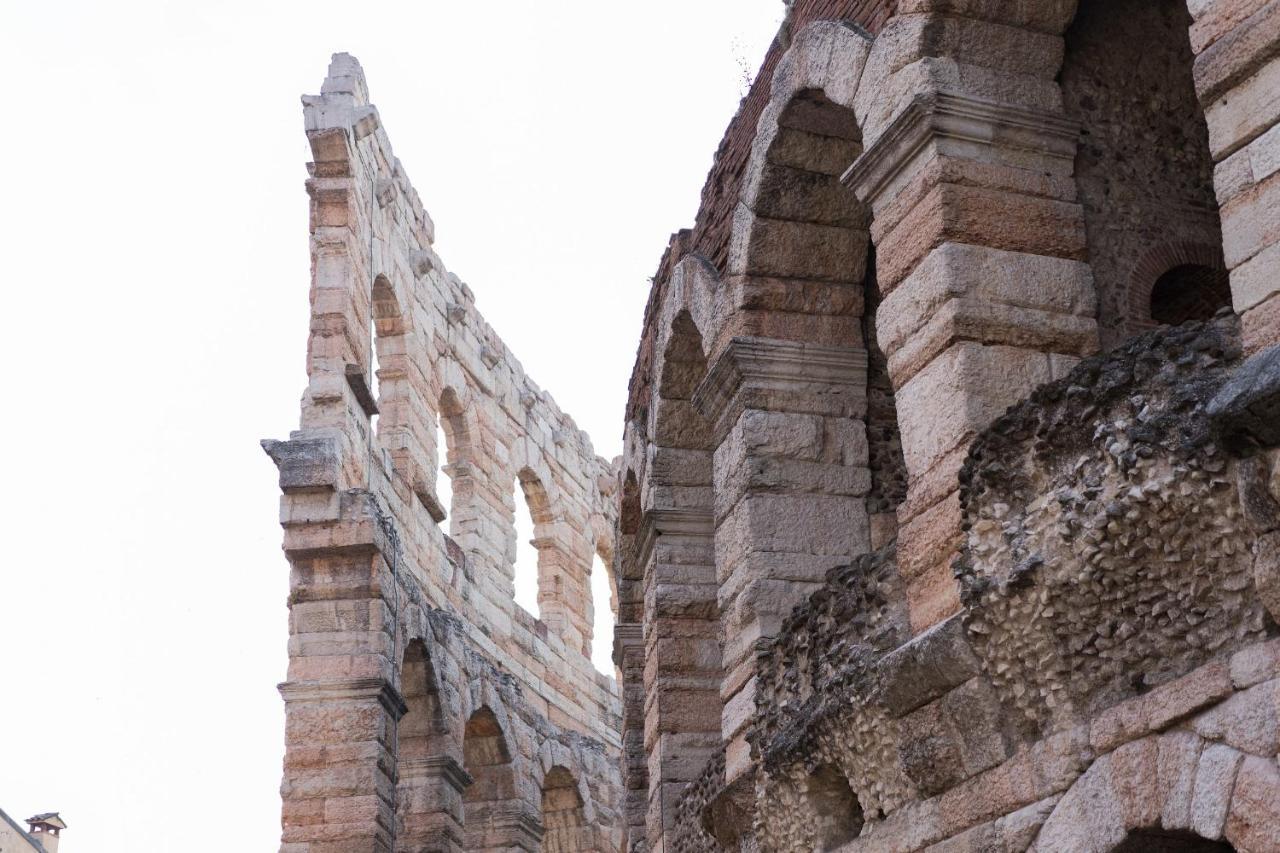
627,0,898,425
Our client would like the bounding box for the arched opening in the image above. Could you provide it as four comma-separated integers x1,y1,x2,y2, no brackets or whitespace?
436,388,468,538
807,764,863,850
1060,0,1225,349
370,274,405,435
1109,829,1234,853
589,550,616,675
643,308,724,841
541,766,588,853
462,707,518,850
396,640,452,848
435,412,454,529
511,469,555,622
1150,264,1232,326
656,310,712,449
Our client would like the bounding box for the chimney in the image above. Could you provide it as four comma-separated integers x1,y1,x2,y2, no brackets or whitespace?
25,813,65,853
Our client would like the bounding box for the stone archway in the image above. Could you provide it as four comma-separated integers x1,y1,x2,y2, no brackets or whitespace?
1034,734,1280,853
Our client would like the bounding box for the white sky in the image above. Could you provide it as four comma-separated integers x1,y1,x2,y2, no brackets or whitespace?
0,1,782,850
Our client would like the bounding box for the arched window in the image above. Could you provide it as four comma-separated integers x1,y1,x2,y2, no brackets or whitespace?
541,766,588,853
435,411,454,530
370,274,405,434
589,550,616,675
1150,264,1232,327
512,475,540,618
434,387,468,536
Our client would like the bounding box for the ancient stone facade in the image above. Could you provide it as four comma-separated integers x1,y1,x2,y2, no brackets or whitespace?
264,56,622,853
620,2,1280,852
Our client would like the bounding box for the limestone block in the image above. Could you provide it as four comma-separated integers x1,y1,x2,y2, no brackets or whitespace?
727,206,867,281
1243,292,1280,353
1221,171,1280,270
1158,730,1203,830
877,244,1095,362
1194,0,1274,55
1205,55,1280,159
1033,755,1125,853
1193,0,1280,104
1224,755,1280,851
1231,639,1280,689
1191,743,1244,840
1109,738,1160,831
878,615,980,717
896,342,1054,478
893,0,1077,35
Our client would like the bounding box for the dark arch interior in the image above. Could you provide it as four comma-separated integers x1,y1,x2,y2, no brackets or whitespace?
1110,829,1234,853
1150,264,1232,326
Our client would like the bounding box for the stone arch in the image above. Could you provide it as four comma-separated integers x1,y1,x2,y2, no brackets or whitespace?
1034,733,1279,853
435,384,477,540
462,705,524,852
1057,0,1225,349
396,638,465,851
1122,241,1232,332
370,273,429,499
638,302,725,849
541,765,590,853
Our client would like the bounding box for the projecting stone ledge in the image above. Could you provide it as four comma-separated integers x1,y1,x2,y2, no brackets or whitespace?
1209,343,1280,450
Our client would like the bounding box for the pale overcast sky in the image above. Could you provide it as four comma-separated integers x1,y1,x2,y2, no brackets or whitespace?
0,1,782,850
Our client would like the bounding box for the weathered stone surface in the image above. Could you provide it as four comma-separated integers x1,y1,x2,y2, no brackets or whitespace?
611,2,1280,850
268,54,623,853
1224,755,1280,852
1209,343,1280,449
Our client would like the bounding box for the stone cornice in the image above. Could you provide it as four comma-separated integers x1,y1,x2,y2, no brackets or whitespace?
633,507,715,574
612,622,644,667
692,337,868,440
278,677,409,719
398,755,474,790
842,91,1081,204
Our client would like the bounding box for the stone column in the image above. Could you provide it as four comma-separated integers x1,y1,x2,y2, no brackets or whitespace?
637,505,721,853
1190,0,1280,352
533,536,592,656
612,622,647,853
845,91,1099,634
694,337,871,783
396,757,471,853
272,489,406,853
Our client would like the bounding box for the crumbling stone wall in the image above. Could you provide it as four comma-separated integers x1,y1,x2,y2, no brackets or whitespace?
619,0,1280,850
746,317,1280,853
265,54,621,853
1061,0,1227,348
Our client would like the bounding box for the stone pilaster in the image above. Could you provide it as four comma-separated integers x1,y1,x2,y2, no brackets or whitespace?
636,507,720,853
694,336,871,782
466,805,544,853
1189,0,1280,352
845,91,1099,634
396,756,471,853
613,622,647,853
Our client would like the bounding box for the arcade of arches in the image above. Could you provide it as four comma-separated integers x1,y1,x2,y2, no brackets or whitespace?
266,1,1280,851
